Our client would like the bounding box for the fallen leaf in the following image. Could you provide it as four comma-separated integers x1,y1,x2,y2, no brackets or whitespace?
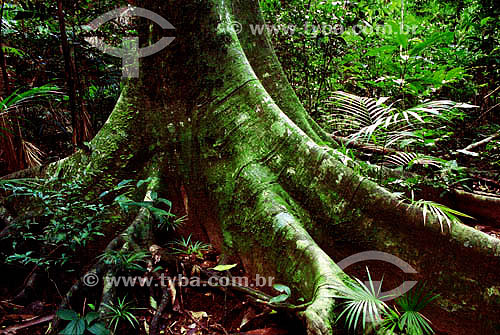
190,311,208,321
210,264,237,271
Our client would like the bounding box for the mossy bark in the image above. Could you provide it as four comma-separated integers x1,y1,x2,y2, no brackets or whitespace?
3,0,500,334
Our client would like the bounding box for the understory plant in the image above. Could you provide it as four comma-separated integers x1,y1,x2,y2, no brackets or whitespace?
0,84,62,172
331,268,390,332
322,91,475,149
0,175,111,271
101,296,140,334
405,197,474,232
97,249,150,273
333,268,438,335
105,178,183,232
170,234,211,258
381,285,439,335
57,308,109,335
0,176,178,274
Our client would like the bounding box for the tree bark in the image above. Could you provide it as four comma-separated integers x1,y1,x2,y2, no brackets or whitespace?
56,0,81,148
2,0,500,334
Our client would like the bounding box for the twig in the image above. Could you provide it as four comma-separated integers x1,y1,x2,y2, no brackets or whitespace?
1,314,54,334
484,86,500,99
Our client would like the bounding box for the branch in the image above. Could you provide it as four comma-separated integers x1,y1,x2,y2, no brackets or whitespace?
457,131,500,157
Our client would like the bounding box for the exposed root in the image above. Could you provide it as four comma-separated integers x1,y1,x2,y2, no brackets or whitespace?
0,163,51,180
458,130,500,156
195,15,500,329
451,189,500,227
150,285,169,335
330,135,399,155
203,158,351,334
197,269,311,311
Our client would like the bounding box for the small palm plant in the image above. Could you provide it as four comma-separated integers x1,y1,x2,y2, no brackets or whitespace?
101,296,140,334
97,249,149,272
381,285,439,335
332,269,438,335
0,84,61,171
331,267,390,332
384,152,444,169
401,191,474,232
170,234,211,258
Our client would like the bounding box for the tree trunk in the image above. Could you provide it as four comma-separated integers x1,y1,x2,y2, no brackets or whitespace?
0,0,10,97
3,0,500,334
56,0,81,148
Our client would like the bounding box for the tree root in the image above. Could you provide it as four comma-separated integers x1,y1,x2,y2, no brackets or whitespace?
450,189,500,227
203,158,351,334
193,5,500,330
150,285,169,335
458,131,500,156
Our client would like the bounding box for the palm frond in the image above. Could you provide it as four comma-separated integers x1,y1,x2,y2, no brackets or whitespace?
396,285,439,335
408,198,474,232
21,140,45,167
0,84,61,172
0,84,62,116
384,152,444,169
330,267,389,332
323,91,476,147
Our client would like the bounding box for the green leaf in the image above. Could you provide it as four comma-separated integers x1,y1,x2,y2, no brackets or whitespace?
445,67,465,81
84,312,99,324
87,322,110,335
210,264,237,272
366,45,397,56
273,284,291,296
117,179,134,187
150,296,158,310
59,319,85,335
269,294,290,304
57,309,78,321
136,177,153,188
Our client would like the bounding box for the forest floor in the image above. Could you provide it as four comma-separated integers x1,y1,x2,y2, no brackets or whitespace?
0,244,302,335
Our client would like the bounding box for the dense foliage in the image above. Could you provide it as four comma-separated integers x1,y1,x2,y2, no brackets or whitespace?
261,0,499,191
